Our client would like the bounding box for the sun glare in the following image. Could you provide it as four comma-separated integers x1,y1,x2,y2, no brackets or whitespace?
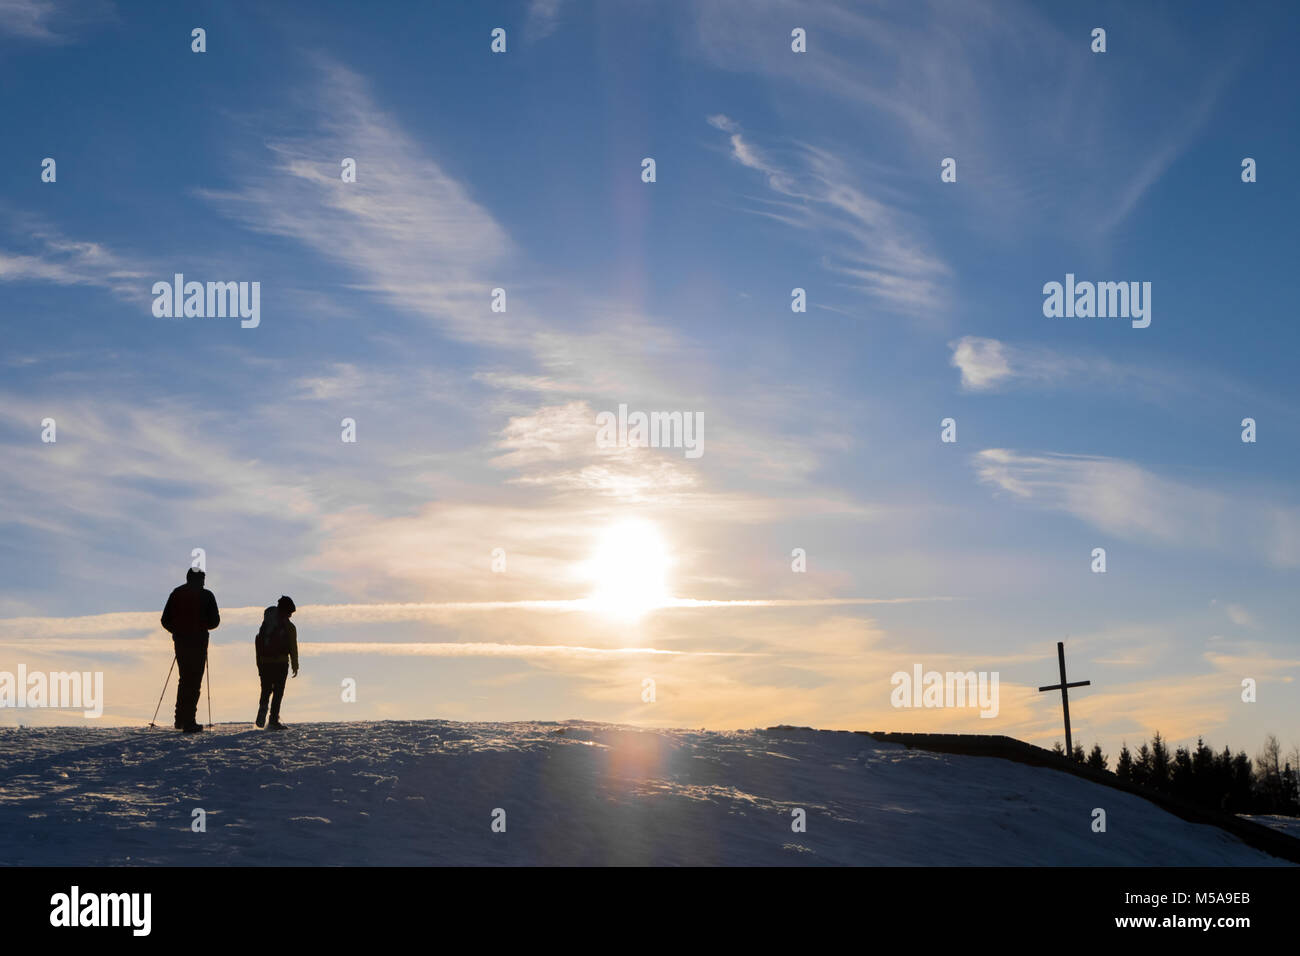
584,520,673,619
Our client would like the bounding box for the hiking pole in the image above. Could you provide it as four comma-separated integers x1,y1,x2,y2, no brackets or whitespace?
205,647,212,729
148,656,177,729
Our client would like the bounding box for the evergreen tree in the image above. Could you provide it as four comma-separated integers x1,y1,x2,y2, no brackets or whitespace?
1192,737,1215,806
1086,743,1108,772
1214,746,1235,810
1116,743,1133,782
1231,751,1253,812
1171,746,1193,795
1134,742,1152,787
1193,737,1214,776
1035,731,1297,816
1150,731,1170,791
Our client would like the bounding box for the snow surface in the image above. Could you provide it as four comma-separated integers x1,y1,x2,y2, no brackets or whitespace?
0,720,1290,866
1244,815,1300,841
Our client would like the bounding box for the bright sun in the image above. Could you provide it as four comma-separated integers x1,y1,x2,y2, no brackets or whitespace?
584,520,673,619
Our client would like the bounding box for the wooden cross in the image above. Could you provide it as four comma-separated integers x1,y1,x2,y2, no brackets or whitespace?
1038,641,1090,756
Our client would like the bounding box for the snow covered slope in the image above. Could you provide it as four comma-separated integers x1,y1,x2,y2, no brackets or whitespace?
0,721,1288,866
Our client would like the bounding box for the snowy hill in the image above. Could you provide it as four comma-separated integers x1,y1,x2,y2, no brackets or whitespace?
0,721,1289,866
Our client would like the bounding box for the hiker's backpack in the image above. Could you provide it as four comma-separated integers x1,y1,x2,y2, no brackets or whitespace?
256,608,291,657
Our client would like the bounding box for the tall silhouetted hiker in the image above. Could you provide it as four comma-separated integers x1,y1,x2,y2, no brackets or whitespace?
160,568,220,733
254,596,298,729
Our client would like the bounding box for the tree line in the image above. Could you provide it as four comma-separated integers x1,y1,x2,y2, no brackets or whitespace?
1051,732,1300,816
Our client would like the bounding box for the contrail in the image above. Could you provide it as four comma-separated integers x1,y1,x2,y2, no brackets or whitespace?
303,642,764,659
662,597,953,608
0,638,764,660
0,595,953,639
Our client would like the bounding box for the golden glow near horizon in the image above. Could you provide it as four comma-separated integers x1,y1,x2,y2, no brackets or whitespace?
582,520,673,620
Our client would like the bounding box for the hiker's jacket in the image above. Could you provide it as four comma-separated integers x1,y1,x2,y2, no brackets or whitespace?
256,606,299,671
161,584,221,639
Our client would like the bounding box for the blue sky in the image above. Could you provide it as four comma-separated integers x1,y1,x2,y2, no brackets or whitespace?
0,0,1296,761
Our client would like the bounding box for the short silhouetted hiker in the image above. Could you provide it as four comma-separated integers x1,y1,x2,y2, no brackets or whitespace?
254,596,299,729
160,567,220,733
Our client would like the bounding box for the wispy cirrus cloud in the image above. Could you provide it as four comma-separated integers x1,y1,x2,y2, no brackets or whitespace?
973,449,1300,568
0,0,58,39
198,57,517,348
0,395,317,536
947,337,1281,417
0,390,325,615
706,114,948,316
524,0,564,41
690,0,1238,238
490,400,700,499
0,0,112,42
0,225,148,300
948,335,1178,395
1092,62,1233,234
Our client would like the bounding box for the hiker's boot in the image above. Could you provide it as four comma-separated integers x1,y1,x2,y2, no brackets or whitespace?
266,719,284,730
182,723,204,734
255,708,266,728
